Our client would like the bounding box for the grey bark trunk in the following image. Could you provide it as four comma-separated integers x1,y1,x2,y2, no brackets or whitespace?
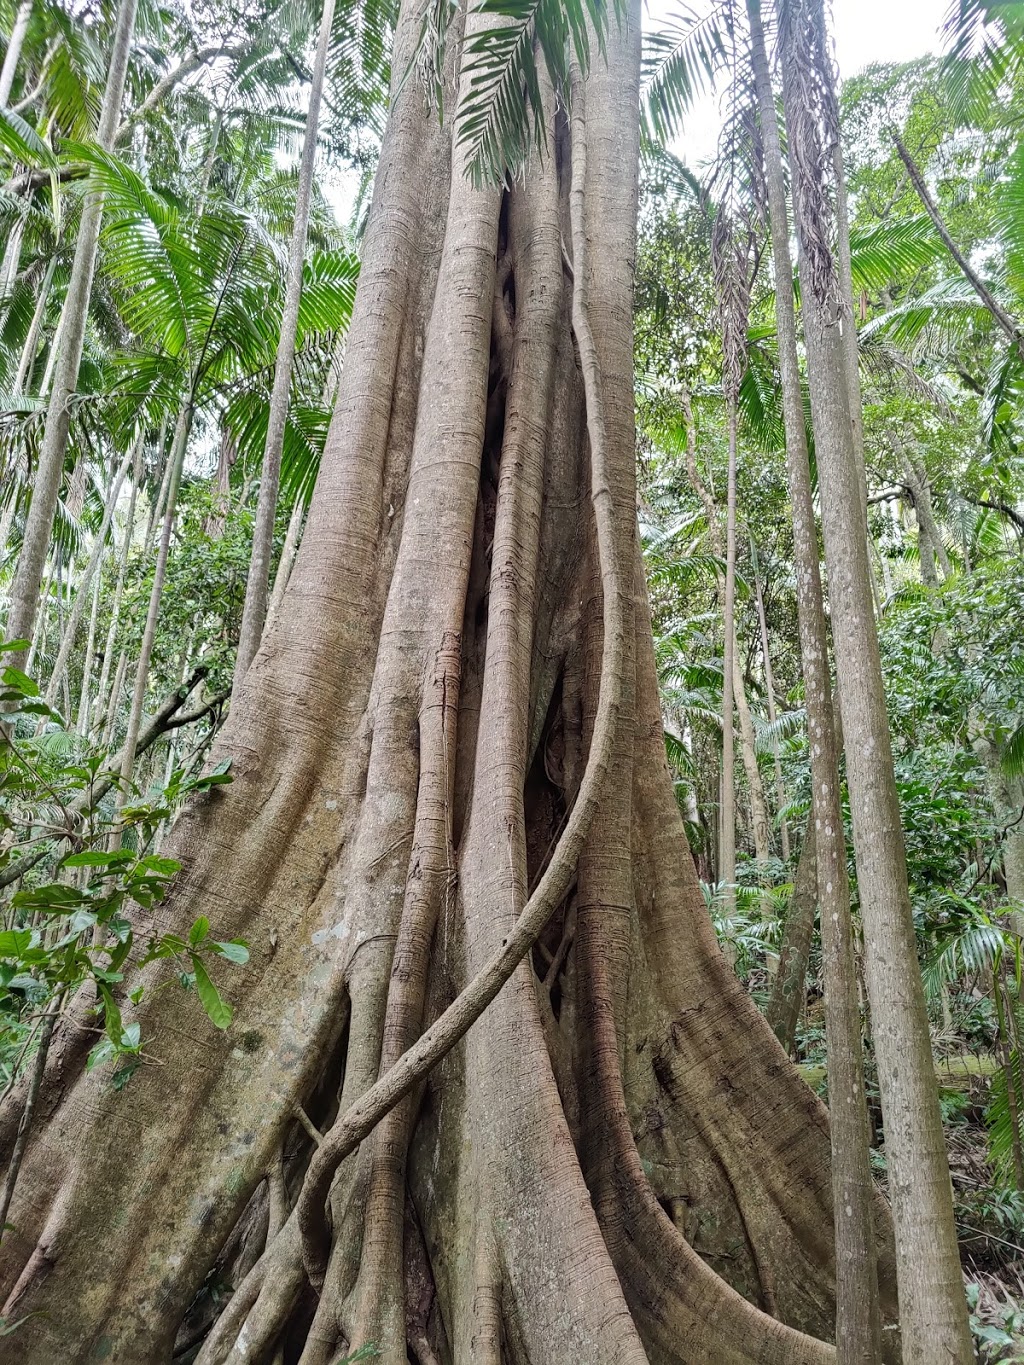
232,0,338,691
754,557,790,860
13,256,55,393
94,442,143,733
750,2,884,1360
0,0,32,106
777,1,973,1358
43,447,133,709
118,405,191,796
721,405,738,902
5,0,138,666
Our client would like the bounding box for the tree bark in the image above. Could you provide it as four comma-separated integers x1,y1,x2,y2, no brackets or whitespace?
232,0,337,691
94,440,143,733
749,2,884,1360
753,551,790,860
766,816,817,1053
721,404,739,899
42,447,133,709
5,0,138,666
0,0,32,106
777,1,973,1359
0,4,898,1361
13,256,55,394
118,405,191,797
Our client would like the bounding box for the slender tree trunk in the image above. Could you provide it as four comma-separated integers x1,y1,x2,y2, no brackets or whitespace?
76,570,103,736
0,4,899,1359
750,3,884,1361
900,452,951,582
101,646,127,748
232,0,338,693
5,0,138,666
766,816,817,1053
894,133,1024,363
754,554,790,860
733,651,771,864
777,1,973,1359
144,423,172,552
94,442,143,733
721,403,739,902
43,447,133,708
680,391,763,894
14,256,55,394
118,405,191,796
0,0,32,106
0,215,24,306
266,496,305,627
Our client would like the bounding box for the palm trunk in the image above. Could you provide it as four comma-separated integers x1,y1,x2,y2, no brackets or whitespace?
75,570,103,736
13,257,55,394
766,817,817,1052
94,443,143,733
43,448,133,709
101,645,128,749
900,451,951,581
733,651,771,864
776,1,973,1359
721,403,739,903
0,216,24,306
0,0,32,106
266,496,305,627
753,554,790,859
232,0,338,692
750,2,885,1361
118,405,191,797
894,133,1024,363
5,0,139,666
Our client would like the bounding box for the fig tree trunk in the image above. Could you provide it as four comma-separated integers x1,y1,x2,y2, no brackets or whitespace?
0,4,898,1361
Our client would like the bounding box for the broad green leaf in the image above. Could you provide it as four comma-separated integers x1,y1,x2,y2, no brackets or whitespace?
62,849,133,869
191,956,232,1030
0,931,32,958
212,940,249,965
2,666,38,696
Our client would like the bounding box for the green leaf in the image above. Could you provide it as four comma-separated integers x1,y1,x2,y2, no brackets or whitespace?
62,849,133,869
0,931,32,958
189,916,210,947
0,640,30,653
212,940,249,965
191,955,232,1030
1,666,38,696
97,983,124,1048
1002,723,1024,779
136,855,181,877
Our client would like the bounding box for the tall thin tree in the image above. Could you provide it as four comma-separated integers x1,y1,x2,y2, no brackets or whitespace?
232,0,338,692
775,0,973,1358
747,2,883,1358
4,0,138,663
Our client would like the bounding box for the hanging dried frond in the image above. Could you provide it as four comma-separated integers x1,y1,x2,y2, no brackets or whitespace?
775,0,842,311
712,206,753,404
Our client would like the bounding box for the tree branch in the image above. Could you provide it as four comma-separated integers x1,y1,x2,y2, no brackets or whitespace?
114,45,247,145
966,497,1024,535
894,133,1024,364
